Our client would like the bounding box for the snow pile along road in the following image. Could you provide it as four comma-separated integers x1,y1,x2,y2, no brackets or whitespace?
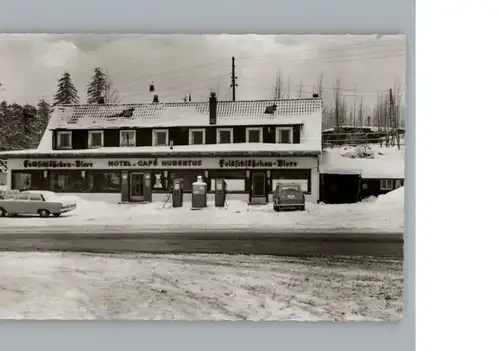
0,188,405,233
0,252,403,321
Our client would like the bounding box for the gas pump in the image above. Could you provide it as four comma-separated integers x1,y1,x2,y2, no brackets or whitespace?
191,176,207,209
172,178,184,207
214,179,227,207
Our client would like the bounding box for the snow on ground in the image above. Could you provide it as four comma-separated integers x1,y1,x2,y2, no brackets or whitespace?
320,145,405,179
0,252,403,321
0,187,405,233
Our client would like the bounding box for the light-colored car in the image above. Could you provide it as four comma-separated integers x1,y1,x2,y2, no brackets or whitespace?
273,182,306,212
0,190,77,217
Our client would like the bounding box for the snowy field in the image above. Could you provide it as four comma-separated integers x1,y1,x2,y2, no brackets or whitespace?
0,187,404,233
0,252,403,321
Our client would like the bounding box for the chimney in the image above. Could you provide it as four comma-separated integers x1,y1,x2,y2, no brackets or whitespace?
312,93,319,98
152,95,159,103
98,96,105,104
367,116,371,126
209,92,217,125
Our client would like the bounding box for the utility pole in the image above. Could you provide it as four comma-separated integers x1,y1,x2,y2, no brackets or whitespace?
298,80,303,98
230,56,237,101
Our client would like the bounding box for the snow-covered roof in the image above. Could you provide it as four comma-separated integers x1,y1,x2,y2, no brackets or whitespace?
21,98,321,155
49,99,320,130
319,145,405,179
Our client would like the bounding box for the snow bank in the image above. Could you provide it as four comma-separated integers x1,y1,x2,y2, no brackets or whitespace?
376,187,405,204
320,144,405,179
0,190,405,233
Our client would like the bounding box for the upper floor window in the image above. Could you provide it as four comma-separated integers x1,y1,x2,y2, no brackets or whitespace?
153,129,169,146
246,127,263,143
189,128,206,145
120,130,136,147
56,131,72,149
380,179,394,190
88,130,104,148
217,128,233,144
276,126,293,144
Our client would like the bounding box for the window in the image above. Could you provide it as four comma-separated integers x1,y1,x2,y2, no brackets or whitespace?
217,128,233,144
152,129,169,146
246,127,263,143
16,193,30,200
271,169,311,193
189,128,206,145
87,171,121,192
56,131,72,149
167,171,203,192
209,170,246,192
120,130,136,147
12,171,42,191
395,179,403,188
49,171,85,192
88,131,104,148
29,194,43,201
380,179,394,190
276,126,294,144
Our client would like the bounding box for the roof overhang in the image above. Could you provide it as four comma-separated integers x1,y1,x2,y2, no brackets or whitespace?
0,150,320,159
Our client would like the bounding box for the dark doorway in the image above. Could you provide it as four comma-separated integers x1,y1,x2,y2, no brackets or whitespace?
319,174,361,204
129,172,145,202
250,171,267,203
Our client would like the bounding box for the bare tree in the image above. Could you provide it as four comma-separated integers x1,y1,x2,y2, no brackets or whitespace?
104,69,121,104
297,80,304,98
358,97,364,128
333,79,347,131
273,69,286,99
316,73,324,98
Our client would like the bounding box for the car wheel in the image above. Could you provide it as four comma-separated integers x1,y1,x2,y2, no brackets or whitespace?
274,206,280,212
39,209,51,217
53,213,61,217
299,206,305,211
0,207,7,217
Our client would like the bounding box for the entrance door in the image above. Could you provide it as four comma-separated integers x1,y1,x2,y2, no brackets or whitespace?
129,172,145,202
251,172,266,201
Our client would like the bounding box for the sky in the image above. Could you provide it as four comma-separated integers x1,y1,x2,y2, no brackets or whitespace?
0,34,405,110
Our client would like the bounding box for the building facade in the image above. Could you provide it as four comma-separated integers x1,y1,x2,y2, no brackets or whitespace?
0,95,323,204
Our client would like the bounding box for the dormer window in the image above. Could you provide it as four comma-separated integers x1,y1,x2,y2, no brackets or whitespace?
217,128,233,144
153,129,169,146
189,128,205,145
88,130,104,148
120,130,136,147
56,131,72,149
246,127,263,143
276,126,293,144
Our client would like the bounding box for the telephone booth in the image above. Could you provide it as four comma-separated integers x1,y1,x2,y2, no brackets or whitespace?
214,179,227,207
172,178,184,207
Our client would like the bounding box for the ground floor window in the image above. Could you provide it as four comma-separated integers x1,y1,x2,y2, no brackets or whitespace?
208,170,246,192
87,171,121,192
380,179,394,190
167,170,205,192
48,171,85,192
271,169,311,193
11,171,43,191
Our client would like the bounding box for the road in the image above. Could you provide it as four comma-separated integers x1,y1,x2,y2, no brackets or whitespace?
0,230,403,258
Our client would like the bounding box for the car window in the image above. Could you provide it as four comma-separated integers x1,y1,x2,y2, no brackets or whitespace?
29,195,43,201
15,193,30,200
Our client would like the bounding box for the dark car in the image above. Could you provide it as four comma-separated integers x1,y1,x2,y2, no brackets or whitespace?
272,182,306,212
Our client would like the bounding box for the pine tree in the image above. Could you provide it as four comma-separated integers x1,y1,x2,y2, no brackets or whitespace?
87,67,107,104
53,72,79,105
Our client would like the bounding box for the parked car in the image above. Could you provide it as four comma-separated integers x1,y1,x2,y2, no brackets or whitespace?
273,182,306,212
0,190,77,217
